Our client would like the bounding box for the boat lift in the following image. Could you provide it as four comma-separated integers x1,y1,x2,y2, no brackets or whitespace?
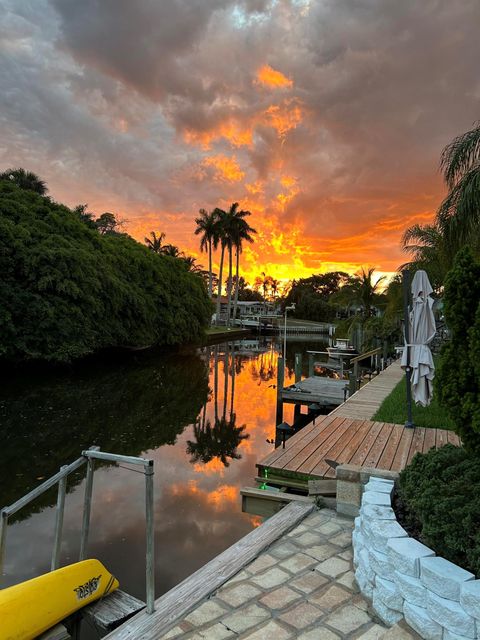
0,447,156,621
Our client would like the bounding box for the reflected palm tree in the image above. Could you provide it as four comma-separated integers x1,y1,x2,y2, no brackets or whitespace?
186,414,249,467
188,342,249,467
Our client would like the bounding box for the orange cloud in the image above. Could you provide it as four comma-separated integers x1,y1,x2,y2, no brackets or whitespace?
263,99,304,139
202,155,245,182
256,64,293,89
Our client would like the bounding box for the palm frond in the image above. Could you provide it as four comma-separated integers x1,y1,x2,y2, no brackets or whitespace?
441,123,480,189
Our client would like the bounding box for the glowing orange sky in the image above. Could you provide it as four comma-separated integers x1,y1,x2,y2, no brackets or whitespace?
2,1,478,285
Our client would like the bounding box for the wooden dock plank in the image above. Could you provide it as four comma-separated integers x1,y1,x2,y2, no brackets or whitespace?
362,423,393,469
407,427,425,465
390,427,415,471
447,430,460,445
377,425,403,470
309,420,369,478
269,417,345,472
435,429,449,449
347,421,385,467
294,418,352,475
82,590,145,632
104,502,315,640
259,418,322,468
422,428,436,454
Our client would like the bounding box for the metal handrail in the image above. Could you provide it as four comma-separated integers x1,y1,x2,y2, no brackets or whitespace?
0,446,155,614
349,347,381,364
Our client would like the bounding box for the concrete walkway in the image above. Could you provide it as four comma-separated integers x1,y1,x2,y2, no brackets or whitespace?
159,509,418,639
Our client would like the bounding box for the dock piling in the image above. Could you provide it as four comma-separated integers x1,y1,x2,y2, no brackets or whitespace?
79,458,95,561
51,465,68,571
276,357,284,425
294,353,302,382
145,460,155,614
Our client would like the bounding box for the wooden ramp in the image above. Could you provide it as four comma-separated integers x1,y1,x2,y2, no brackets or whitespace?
331,360,404,420
257,414,460,489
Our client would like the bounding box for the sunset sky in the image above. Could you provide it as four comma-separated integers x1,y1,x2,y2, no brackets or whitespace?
1,0,479,283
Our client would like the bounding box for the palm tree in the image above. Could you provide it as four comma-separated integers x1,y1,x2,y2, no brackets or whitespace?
161,244,183,258
400,223,452,291
213,204,235,326
402,123,480,286
356,268,386,317
230,212,256,325
438,123,480,248
0,168,47,195
194,209,219,298
144,231,166,254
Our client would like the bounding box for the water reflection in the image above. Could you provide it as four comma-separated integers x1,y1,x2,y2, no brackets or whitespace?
0,336,326,609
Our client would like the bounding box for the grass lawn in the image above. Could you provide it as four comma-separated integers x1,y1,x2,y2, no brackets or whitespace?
372,376,456,430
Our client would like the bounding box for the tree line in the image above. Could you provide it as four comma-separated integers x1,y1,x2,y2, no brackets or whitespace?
0,171,212,363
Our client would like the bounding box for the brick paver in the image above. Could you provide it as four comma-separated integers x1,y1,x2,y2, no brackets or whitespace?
159,508,419,639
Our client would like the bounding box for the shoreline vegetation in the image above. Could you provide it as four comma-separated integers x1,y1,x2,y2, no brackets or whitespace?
0,180,212,364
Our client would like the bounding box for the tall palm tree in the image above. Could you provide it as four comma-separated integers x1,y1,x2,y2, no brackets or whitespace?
213,204,236,326
0,168,47,195
194,209,219,298
356,267,386,317
230,212,256,325
144,231,166,254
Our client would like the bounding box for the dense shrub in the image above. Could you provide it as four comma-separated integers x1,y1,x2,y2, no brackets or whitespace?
436,248,480,451
398,445,480,576
0,182,212,362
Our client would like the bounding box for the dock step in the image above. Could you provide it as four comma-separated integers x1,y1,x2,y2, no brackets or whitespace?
82,589,146,632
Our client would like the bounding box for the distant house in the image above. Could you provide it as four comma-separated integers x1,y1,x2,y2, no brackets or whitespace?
212,297,279,323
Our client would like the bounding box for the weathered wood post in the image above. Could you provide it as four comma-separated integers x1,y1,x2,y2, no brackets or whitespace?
308,353,314,377
276,356,284,425
349,371,356,397
382,340,388,370
294,353,302,382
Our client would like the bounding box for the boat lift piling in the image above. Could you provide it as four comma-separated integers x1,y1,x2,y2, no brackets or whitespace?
0,447,156,619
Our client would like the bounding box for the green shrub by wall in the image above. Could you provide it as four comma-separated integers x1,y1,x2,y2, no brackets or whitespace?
399,445,480,576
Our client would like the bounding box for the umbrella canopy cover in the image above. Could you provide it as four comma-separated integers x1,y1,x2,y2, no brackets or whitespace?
401,270,436,406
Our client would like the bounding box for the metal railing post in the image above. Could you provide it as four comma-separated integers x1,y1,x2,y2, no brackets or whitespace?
145,460,155,613
51,466,68,571
0,510,8,585
79,458,95,561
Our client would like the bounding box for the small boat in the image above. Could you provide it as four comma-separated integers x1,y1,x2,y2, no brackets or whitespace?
0,559,119,640
327,338,358,360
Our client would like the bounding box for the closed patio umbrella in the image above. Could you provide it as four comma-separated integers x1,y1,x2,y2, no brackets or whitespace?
401,270,436,406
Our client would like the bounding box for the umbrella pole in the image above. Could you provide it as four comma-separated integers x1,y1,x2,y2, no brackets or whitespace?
403,269,414,428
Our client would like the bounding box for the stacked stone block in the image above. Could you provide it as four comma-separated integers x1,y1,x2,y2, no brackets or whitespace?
352,475,480,639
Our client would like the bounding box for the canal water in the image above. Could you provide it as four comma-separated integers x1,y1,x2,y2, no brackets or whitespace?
0,336,328,624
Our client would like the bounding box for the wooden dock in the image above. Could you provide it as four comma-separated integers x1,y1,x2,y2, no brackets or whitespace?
257,413,460,490
331,359,404,420
281,377,348,406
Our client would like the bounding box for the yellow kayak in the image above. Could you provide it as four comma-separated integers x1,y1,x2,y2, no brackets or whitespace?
0,559,119,640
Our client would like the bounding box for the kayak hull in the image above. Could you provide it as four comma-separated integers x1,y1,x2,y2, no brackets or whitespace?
0,559,119,640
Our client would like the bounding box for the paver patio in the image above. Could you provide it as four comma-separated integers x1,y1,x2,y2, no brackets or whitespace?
158,509,420,639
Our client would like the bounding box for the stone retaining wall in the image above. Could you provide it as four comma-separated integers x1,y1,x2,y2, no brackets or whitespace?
353,476,480,640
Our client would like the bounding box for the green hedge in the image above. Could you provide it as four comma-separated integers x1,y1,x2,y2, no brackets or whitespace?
0,182,212,362
399,445,480,576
